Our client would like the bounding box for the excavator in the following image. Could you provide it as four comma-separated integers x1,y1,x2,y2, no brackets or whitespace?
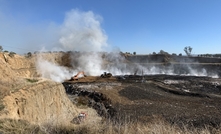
100,72,112,78
69,71,112,81
70,71,87,80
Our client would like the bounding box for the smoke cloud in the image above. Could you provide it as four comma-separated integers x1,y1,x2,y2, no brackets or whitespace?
2,8,217,81
1,6,219,82
36,56,75,82
59,9,108,52
32,9,221,81
36,9,109,81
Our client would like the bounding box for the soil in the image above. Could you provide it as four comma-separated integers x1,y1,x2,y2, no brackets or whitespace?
63,74,221,128
1,52,221,128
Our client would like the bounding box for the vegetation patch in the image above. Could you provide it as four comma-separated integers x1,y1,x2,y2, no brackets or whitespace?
8,51,16,57
0,119,44,134
76,96,89,107
0,104,5,111
0,118,220,134
26,78,39,83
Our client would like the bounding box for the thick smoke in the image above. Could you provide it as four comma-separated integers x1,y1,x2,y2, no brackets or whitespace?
36,9,108,81
59,9,108,51
36,56,75,82
57,9,108,76
74,52,104,75
1,7,218,82
34,9,219,81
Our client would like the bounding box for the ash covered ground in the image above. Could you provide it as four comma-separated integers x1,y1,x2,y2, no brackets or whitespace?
63,74,221,128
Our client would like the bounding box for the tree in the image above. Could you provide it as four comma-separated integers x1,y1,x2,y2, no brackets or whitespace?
184,46,192,56
26,52,32,58
158,50,169,55
172,53,177,56
133,52,136,55
152,52,156,55
0,46,3,52
9,51,16,57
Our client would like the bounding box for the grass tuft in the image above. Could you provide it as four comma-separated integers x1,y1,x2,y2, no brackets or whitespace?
26,78,39,83
0,119,45,134
0,115,221,134
0,104,5,111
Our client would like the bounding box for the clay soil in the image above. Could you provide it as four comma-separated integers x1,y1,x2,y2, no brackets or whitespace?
64,74,221,128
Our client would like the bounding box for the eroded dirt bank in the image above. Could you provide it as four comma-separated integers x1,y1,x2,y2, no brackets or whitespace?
63,75,221,128
1,80,79,125
0,52,101,126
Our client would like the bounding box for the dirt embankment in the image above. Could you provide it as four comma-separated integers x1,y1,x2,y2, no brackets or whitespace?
0,52,100,126
0,52,72,79
1,81,79,125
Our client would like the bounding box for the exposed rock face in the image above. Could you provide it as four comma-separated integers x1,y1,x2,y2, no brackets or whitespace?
1,80,78,125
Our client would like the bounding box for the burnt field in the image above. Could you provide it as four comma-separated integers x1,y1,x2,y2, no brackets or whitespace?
63,74,221,128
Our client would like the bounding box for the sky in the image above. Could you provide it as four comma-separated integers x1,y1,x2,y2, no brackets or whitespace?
0,0,221,55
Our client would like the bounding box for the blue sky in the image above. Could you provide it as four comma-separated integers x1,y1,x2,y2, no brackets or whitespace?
0,0,221,54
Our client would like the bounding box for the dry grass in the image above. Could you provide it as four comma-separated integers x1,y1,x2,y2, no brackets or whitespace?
96,119,221,134
0,78,220,133
0,118,220,134
0,119,44,134
0,79,36,102
26,78,39,83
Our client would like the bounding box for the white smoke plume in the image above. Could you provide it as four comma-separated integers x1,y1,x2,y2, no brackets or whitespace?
75,52,104,75
34,9,219,82
1,7,218,82
36,54,77,82
59,9,108,51
36,9,108,81
58,9,108,76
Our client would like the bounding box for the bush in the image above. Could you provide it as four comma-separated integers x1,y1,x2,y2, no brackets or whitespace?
172,53,177,56
0,46,3,52
0,104,5,111
0,119,44,134
26,78,38,83
76,96,88,106
8,52,16,57
26,52,32,58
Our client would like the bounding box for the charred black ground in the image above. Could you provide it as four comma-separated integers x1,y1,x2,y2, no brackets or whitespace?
63,74,221,128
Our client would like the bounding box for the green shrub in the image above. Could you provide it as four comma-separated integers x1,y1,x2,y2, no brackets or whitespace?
76,96,88,106
0,104,4,111
9,52,16,57
26,52,32,58
26,78,39,83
